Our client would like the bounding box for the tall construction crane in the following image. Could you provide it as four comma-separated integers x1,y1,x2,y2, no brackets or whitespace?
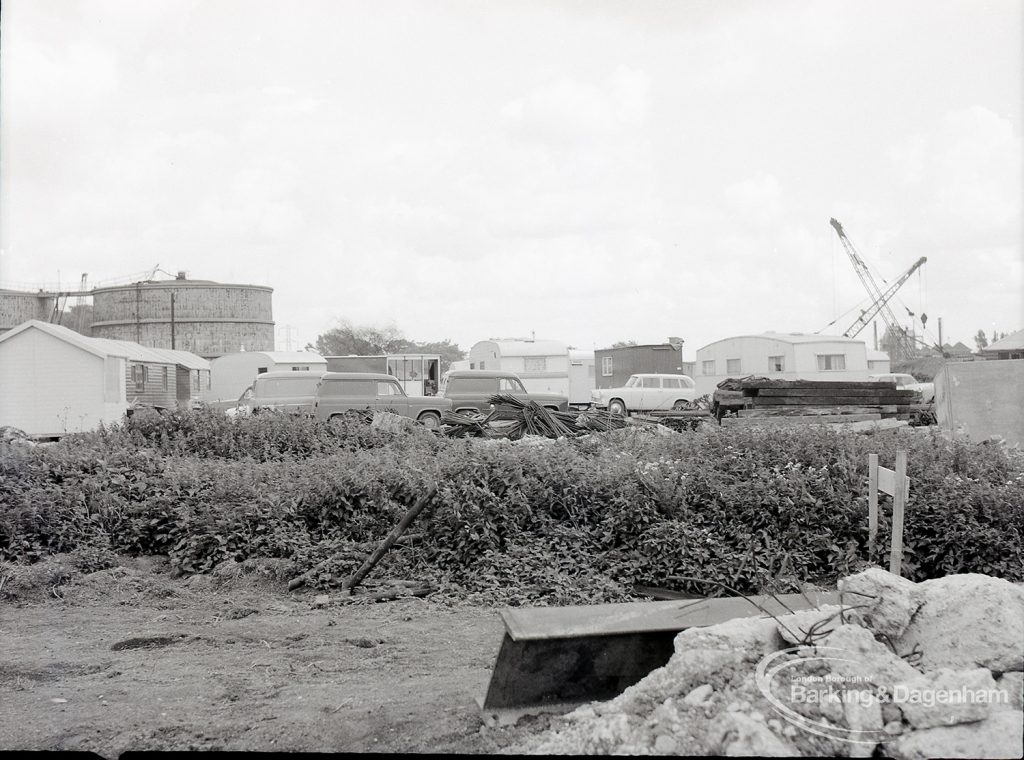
829,218,925,361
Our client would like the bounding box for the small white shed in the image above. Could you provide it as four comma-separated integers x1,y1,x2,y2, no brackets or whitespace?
0,320,181,437
206,350,327,404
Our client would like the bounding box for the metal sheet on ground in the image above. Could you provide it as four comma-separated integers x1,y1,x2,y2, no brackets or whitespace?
483,591,840,711
499,591,838,641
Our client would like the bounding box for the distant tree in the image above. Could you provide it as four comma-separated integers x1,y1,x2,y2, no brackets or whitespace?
974,330,989,351
308,321,465,372
309,321,406,356
611,340,638,348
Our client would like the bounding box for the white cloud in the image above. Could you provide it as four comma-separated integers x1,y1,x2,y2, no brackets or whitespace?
724,175,783,226
501,68,651,145
888,106,1021,247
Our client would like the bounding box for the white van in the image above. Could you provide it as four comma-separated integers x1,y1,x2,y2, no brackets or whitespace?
229,370,326,416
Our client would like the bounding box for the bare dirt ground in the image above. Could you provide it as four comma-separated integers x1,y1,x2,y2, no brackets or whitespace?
0,557,555,756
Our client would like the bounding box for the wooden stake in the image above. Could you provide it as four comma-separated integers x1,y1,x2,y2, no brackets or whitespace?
868,453,879,554
889,451,907,576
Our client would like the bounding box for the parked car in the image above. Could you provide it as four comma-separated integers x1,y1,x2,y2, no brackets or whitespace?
591,373,697,416
439,370,569,414
868,373,935,403
312,372,452,430
229,370,326,416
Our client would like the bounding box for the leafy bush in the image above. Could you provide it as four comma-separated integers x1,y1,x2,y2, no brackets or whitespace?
1,410,1021,603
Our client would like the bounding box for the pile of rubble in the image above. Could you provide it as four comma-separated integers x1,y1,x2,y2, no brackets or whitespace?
511,569,1024,757
441,395,630,440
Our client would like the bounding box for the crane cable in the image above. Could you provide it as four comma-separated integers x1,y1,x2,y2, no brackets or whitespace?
814,293,876,335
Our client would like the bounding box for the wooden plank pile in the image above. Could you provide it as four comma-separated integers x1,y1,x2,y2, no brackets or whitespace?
713,377,928,425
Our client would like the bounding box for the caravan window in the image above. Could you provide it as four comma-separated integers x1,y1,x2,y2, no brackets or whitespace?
817,354,847,371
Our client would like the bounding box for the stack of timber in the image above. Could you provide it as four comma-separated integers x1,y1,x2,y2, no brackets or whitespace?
713,377,927,426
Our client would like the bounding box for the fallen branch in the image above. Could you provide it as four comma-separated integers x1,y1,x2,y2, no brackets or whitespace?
336,585,436,604
343,487,439,593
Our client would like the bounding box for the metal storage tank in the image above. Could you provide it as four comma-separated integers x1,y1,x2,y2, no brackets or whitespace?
0,290,56,334
89,274,274,359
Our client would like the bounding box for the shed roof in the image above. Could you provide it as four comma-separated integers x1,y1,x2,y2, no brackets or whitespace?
984,329,1024,352
212,350,327,365
475,339,569,357
0,319,207,367
149,348,211,371
699,332,864,350
0,319,115,359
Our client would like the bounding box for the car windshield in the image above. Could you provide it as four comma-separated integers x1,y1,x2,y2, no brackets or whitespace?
625,376,640,388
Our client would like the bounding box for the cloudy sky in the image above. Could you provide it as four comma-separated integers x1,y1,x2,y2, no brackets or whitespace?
1,0,1021,358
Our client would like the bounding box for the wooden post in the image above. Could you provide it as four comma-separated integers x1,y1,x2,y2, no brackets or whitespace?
868,453,879,554
889,451,907,576
344,487,437,592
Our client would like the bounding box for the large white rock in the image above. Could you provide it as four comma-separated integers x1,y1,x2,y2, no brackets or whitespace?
838,567,922,640
899,574,1024,673
996,672,1023,711
821,624,921,688
673,613,786,657
711,712,798,757
843,696,885,759
885,709,1024,760
894,668,999,729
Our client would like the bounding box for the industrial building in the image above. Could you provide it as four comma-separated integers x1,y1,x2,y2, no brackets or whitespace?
0,289,60,333
89,273,274,359
1,272,275,360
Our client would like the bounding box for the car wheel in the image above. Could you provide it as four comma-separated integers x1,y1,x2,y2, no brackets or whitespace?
418,411,441,430
672,399,693,411
607,399,627,416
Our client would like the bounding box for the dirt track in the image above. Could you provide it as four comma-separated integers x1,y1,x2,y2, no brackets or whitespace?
0,558,553,756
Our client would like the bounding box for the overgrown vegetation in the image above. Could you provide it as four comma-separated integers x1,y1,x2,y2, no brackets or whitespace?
2,408,1021,604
